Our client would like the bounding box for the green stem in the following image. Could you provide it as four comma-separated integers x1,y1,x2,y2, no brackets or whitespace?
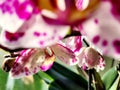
83,38,89,47
0,44,26,52
88,69,92,90
83,38,92,90
92,69,105,90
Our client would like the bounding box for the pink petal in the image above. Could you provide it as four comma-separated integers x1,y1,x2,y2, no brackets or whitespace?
80,1,120,59
77,47,105,70
84,47,102,68
64,36,82,53
9,48,55,79
77,47,86,67
75,0,89,10
95,55,105,71
0,12,70,49
51,44,78,65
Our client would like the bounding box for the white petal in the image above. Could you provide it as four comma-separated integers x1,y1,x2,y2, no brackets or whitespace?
81,1,120,59
0,13,70,49
0,0,34,33
51,44,78,65
9,48,55,79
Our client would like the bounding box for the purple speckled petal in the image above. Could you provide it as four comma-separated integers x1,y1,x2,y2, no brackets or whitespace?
80,1,120,59
51,44,78,65
0,0,34,33
9,48,55,79
77,47,105,70
95,55,105,71
0,12,70,49
64,36,82,53
84,47,102,69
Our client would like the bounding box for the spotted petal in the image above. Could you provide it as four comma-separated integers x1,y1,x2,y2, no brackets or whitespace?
64,36,82,53
0,12,70,49
0,0,34,33
9,48,55,79
51,44,78,65
80,1,120,59
77,47,105,70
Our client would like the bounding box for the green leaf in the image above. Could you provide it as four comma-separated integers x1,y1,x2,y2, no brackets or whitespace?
49,82,64,90
13,75,49,90
0,69,8,90
46,62,93,90
109,76,120,90
92,69,105,90
102,67,118,90
37,71,54,84
53,62,88,86
13,79,35,90
37,70,65,90
34,74,49,90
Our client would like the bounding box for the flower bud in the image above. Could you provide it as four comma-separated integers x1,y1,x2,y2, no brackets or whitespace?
78,47,105,70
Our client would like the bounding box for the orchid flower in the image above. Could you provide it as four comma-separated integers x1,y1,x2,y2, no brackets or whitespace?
79,0,120,59
0,0,107,79
63,36,105,71
64,36,82,53
0,0,70,49
2,44,78,79
77,47,105,71
0,0,100,50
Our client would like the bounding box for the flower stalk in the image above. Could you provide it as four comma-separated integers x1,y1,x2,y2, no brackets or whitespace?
83,38,93,90
88,69,92,90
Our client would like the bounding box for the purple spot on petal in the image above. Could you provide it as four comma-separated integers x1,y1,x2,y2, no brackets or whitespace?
82,65,87,70
40,64,53,71
102,40,108,46
13,62,19,68
92,35,100,44
26,72,29,76
11,69,15,73
72,59,77,63
15,2,33,20
24,67,29,72
0,2,13,14
43,32,47,36
51,36,55,40
34,31,40,37
58,36,62,40
5,31,24,41
14,71,20,75
21,69,24,73
33,67,37,73
54,29,57,33
39,41,44,45
113,40,120,53
94,19,99,24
